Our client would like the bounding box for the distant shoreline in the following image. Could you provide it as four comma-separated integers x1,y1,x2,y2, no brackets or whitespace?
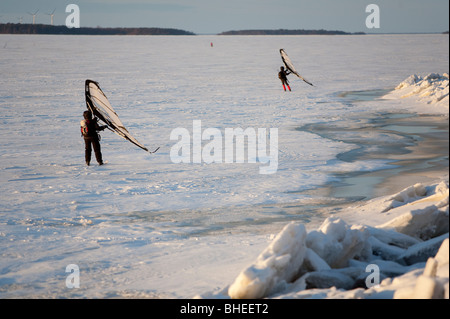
1,24,448,36
218,29,365,35
0,23,195,36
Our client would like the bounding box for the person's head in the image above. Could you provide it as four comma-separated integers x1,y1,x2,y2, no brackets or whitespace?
280,66,285,71
83,110,92,120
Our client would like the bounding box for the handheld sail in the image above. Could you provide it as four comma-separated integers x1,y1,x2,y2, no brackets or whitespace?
84,79,150,152
280,49,314,86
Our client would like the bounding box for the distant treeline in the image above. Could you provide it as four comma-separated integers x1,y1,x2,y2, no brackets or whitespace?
5,24,445,36
0,23,195,35
219,29,366,35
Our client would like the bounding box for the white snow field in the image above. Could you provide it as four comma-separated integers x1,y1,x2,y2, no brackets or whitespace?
0,34,448,299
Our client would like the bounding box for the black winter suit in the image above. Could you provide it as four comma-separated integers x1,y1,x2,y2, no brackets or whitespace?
83,112,106,165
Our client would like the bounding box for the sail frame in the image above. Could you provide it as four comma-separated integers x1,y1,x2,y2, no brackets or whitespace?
280,49,314,86
85,79,149,152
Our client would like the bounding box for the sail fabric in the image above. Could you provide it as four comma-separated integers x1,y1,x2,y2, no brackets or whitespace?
85,80,149,152
280,49,314,86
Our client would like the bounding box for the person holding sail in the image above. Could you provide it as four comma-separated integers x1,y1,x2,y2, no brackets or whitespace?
278,66,291,91
81,110,107,166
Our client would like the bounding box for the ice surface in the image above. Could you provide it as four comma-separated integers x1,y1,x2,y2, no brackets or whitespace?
0,34,448,298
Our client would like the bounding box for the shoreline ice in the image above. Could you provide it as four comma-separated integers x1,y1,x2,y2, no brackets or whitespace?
201,179,449,299
382,73,449,114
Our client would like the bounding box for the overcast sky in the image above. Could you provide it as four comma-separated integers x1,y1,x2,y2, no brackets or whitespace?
1,0,448,34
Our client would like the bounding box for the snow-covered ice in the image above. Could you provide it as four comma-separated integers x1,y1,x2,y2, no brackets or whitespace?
0,34,448,299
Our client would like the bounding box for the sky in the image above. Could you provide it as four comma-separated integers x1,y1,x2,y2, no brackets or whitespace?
0,0,449,34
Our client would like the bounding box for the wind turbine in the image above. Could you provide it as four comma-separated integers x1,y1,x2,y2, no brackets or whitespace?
28,9,39,25
46,8,56,25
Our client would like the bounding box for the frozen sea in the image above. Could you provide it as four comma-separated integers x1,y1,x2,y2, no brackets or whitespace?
0,34,448,298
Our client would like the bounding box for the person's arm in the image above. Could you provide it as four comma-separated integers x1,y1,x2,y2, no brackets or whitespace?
94,118,107,131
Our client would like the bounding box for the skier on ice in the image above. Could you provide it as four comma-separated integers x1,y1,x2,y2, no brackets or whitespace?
81,110,107,166
278,66,291,91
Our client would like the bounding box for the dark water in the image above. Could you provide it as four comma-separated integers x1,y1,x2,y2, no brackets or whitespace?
298,89,449,202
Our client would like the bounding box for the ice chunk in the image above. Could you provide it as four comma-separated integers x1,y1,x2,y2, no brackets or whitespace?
368,236,406,260
409,239,449,298
306,217,369,268
395,74,420,89
396,233,449,266
302,269,355,290
302,248,331,272
434,238,449,278
377,181,449,240
412,275,445,299
384,73,449,113
379,183,427,213
379,205,449,240
363,225,420,248
228,222,307,299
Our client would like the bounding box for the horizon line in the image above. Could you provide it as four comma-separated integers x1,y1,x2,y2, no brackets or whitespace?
0,22,448,36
